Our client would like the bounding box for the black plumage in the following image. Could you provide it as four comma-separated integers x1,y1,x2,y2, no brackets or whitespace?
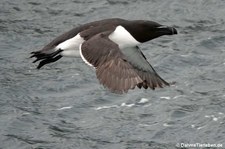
30,18,177,93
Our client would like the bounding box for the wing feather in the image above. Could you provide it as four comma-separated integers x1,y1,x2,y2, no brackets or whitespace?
80,31,169,93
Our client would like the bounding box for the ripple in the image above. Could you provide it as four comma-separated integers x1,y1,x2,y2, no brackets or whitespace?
1,0,225,148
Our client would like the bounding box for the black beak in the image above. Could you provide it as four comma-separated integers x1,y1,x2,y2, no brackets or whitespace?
157,26,178,35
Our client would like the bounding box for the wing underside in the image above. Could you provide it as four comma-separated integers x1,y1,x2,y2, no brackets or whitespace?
80,31,169,93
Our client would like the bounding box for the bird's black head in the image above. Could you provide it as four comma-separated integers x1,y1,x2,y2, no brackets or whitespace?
123,20,177,43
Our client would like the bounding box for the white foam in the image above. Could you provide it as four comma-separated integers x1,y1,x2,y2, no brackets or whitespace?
94,105,119,110
139,124,151,127
213,117,218,121
197,126,205,130
180,54,190,57
138,98,149,104
22,112,30,115
95,101,143,111
173,95,185,99
205,114,221,122
121,102,135,107
163,123,171,127
57,106,72,110
160,96,171,100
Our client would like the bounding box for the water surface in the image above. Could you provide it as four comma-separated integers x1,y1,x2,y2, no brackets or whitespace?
1,0,225,148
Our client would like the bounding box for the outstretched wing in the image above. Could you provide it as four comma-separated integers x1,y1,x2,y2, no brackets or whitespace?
80,31,169,93
120,46,169,89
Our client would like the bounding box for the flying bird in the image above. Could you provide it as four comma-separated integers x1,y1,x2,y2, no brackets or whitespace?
30,18,177,93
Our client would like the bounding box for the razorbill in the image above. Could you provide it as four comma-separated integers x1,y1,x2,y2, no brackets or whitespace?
30,18,177,93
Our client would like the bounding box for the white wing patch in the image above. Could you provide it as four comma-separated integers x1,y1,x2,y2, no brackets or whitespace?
79,44,95,68
109,25,140,49
79,26,140,68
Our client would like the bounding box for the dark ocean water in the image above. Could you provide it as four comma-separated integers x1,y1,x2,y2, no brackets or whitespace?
1,0,225,149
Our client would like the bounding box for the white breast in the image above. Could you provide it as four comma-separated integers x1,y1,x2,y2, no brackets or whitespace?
109,26,140,49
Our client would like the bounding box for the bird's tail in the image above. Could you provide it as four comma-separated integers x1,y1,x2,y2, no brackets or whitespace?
30,49,63,69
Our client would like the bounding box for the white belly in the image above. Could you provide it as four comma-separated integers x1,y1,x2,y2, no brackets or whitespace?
55,33,84,57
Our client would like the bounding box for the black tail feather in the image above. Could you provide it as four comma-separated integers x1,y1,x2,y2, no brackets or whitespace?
30,49,63,69
37,55,62,69
31,49,63,63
